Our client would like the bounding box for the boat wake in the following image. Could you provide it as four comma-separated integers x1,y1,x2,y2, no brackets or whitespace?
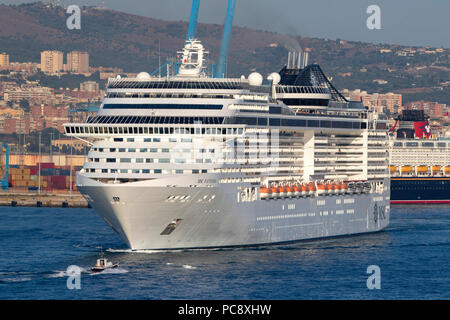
47,267,89,278
89,268,128,276
182,265,197,269
107,247,231,254
0,276,32,283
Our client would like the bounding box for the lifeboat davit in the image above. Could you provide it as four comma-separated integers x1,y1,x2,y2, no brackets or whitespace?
317,183,326,196
363,181,371,193
355,181,364,194
347,182,356,194
260,187,271,200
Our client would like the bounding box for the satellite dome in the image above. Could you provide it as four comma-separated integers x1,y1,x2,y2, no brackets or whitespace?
248,72,263,86
136,72,151,80
267,72,281,85
116,75,121,79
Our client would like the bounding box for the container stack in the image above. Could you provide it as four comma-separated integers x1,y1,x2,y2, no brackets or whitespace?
8,163,82,192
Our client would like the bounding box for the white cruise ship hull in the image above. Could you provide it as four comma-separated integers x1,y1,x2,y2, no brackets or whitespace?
78,174,390,250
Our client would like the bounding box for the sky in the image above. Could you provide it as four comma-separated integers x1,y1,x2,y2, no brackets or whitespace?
1,0,449,48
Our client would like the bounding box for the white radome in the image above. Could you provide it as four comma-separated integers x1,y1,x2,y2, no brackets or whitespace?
136,72,151,80
267,72,281,85
248,72,263,86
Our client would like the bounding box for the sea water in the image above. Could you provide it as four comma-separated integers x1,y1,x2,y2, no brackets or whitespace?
0,205,449,299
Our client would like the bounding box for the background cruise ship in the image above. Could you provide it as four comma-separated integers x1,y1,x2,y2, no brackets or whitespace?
389,110,450,204
63,36,391,250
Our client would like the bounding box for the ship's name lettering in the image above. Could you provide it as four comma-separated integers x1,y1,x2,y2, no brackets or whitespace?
197,179,217,184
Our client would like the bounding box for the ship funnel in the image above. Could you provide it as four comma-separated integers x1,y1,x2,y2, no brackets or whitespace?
287,50,305,69
302,49,310,68
286,48,311,69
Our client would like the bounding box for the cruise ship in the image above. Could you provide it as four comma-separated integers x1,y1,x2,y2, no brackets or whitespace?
389,110,450,204
64,40,390,250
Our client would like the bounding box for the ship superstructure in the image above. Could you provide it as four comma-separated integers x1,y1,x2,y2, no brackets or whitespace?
64,40,390,249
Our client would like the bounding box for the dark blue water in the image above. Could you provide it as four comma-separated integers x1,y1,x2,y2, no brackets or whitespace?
0,205,449,299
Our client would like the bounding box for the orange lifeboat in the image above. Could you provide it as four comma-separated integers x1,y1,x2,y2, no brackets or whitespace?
260,187,271,200
389,165,397,173
432,166,441,172
445,166,450,174
270,186,279,198
417,166,429,173
340,182,348,194
335,183,343,194
293,184,301,197
401,166,413,173
278,186,287,198
308,184,316,196
285,185,294,197
325,183,333,195
332,183,339,194
300,184,308,196
317,183,326,196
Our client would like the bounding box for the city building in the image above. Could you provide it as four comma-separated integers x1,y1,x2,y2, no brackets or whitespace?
341,89,402,115
52,138,88,152
8,62,40,74
3,85,54,104
67,51,89,74
0,52,9,67
80,81,99,92
404,100,447,118
40,50,63,74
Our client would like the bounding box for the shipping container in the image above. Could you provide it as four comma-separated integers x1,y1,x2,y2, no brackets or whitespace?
39,163,55,169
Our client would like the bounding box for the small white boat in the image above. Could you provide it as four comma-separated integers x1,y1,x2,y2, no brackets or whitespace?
91,249,119,273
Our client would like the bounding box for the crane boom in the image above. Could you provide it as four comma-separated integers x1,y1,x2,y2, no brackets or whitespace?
186,0,201,41
216,0,236,78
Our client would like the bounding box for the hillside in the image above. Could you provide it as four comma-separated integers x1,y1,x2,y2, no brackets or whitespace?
0,2,448,104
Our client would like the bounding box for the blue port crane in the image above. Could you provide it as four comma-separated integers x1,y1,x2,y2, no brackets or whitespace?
186,0,201,41
216,0,236,78
0,143,9,190
184,0,236,78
